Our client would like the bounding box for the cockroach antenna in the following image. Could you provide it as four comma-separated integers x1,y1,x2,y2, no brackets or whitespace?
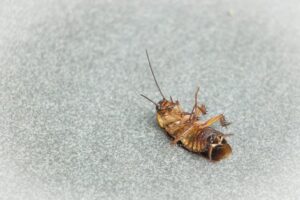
145,50,166,99
140,94,158,106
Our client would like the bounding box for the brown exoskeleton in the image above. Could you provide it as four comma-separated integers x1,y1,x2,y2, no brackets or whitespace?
141,50,232,161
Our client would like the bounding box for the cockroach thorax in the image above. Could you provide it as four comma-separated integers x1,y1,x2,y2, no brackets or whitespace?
156,98,182,129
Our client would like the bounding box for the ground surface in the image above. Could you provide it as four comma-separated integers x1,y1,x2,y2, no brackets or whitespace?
0,0,300,199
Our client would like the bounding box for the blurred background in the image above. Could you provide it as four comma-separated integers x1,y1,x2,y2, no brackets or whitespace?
0,0,300,199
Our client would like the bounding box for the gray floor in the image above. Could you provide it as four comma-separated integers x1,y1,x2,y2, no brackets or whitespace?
1,0,300,199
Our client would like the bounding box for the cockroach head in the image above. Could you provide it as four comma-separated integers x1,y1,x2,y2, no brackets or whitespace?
156,98,178,111
202,127,232,161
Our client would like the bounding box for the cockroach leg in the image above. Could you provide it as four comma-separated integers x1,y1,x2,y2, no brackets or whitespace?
193,104,207,119
199,104,207,115
224,133,234,137
190,88,207,119
182,112,192,115
220,115,231,127
171,125,195,144
188,87,200,121
203,114,230,128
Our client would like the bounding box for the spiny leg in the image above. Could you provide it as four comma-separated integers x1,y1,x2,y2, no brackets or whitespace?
202,114,231,128
195,104,207,116
183,104,206,117
171,125,195,144
189,87,200,120
189,87,207,119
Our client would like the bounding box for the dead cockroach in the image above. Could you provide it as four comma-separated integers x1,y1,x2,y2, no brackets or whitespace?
141,50,232,161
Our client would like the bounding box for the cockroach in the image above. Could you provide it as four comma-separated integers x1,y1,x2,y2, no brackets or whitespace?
141,50,232,161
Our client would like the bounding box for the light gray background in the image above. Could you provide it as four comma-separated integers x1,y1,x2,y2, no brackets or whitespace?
0,0,300,199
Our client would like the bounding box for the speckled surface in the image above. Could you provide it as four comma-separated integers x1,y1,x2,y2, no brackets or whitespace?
0,0,300,199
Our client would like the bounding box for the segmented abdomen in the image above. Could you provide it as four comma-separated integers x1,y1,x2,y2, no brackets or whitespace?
164,120,208,153
180,129,207,153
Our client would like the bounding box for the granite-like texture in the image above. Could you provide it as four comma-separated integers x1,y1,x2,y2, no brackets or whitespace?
0,0,300,199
